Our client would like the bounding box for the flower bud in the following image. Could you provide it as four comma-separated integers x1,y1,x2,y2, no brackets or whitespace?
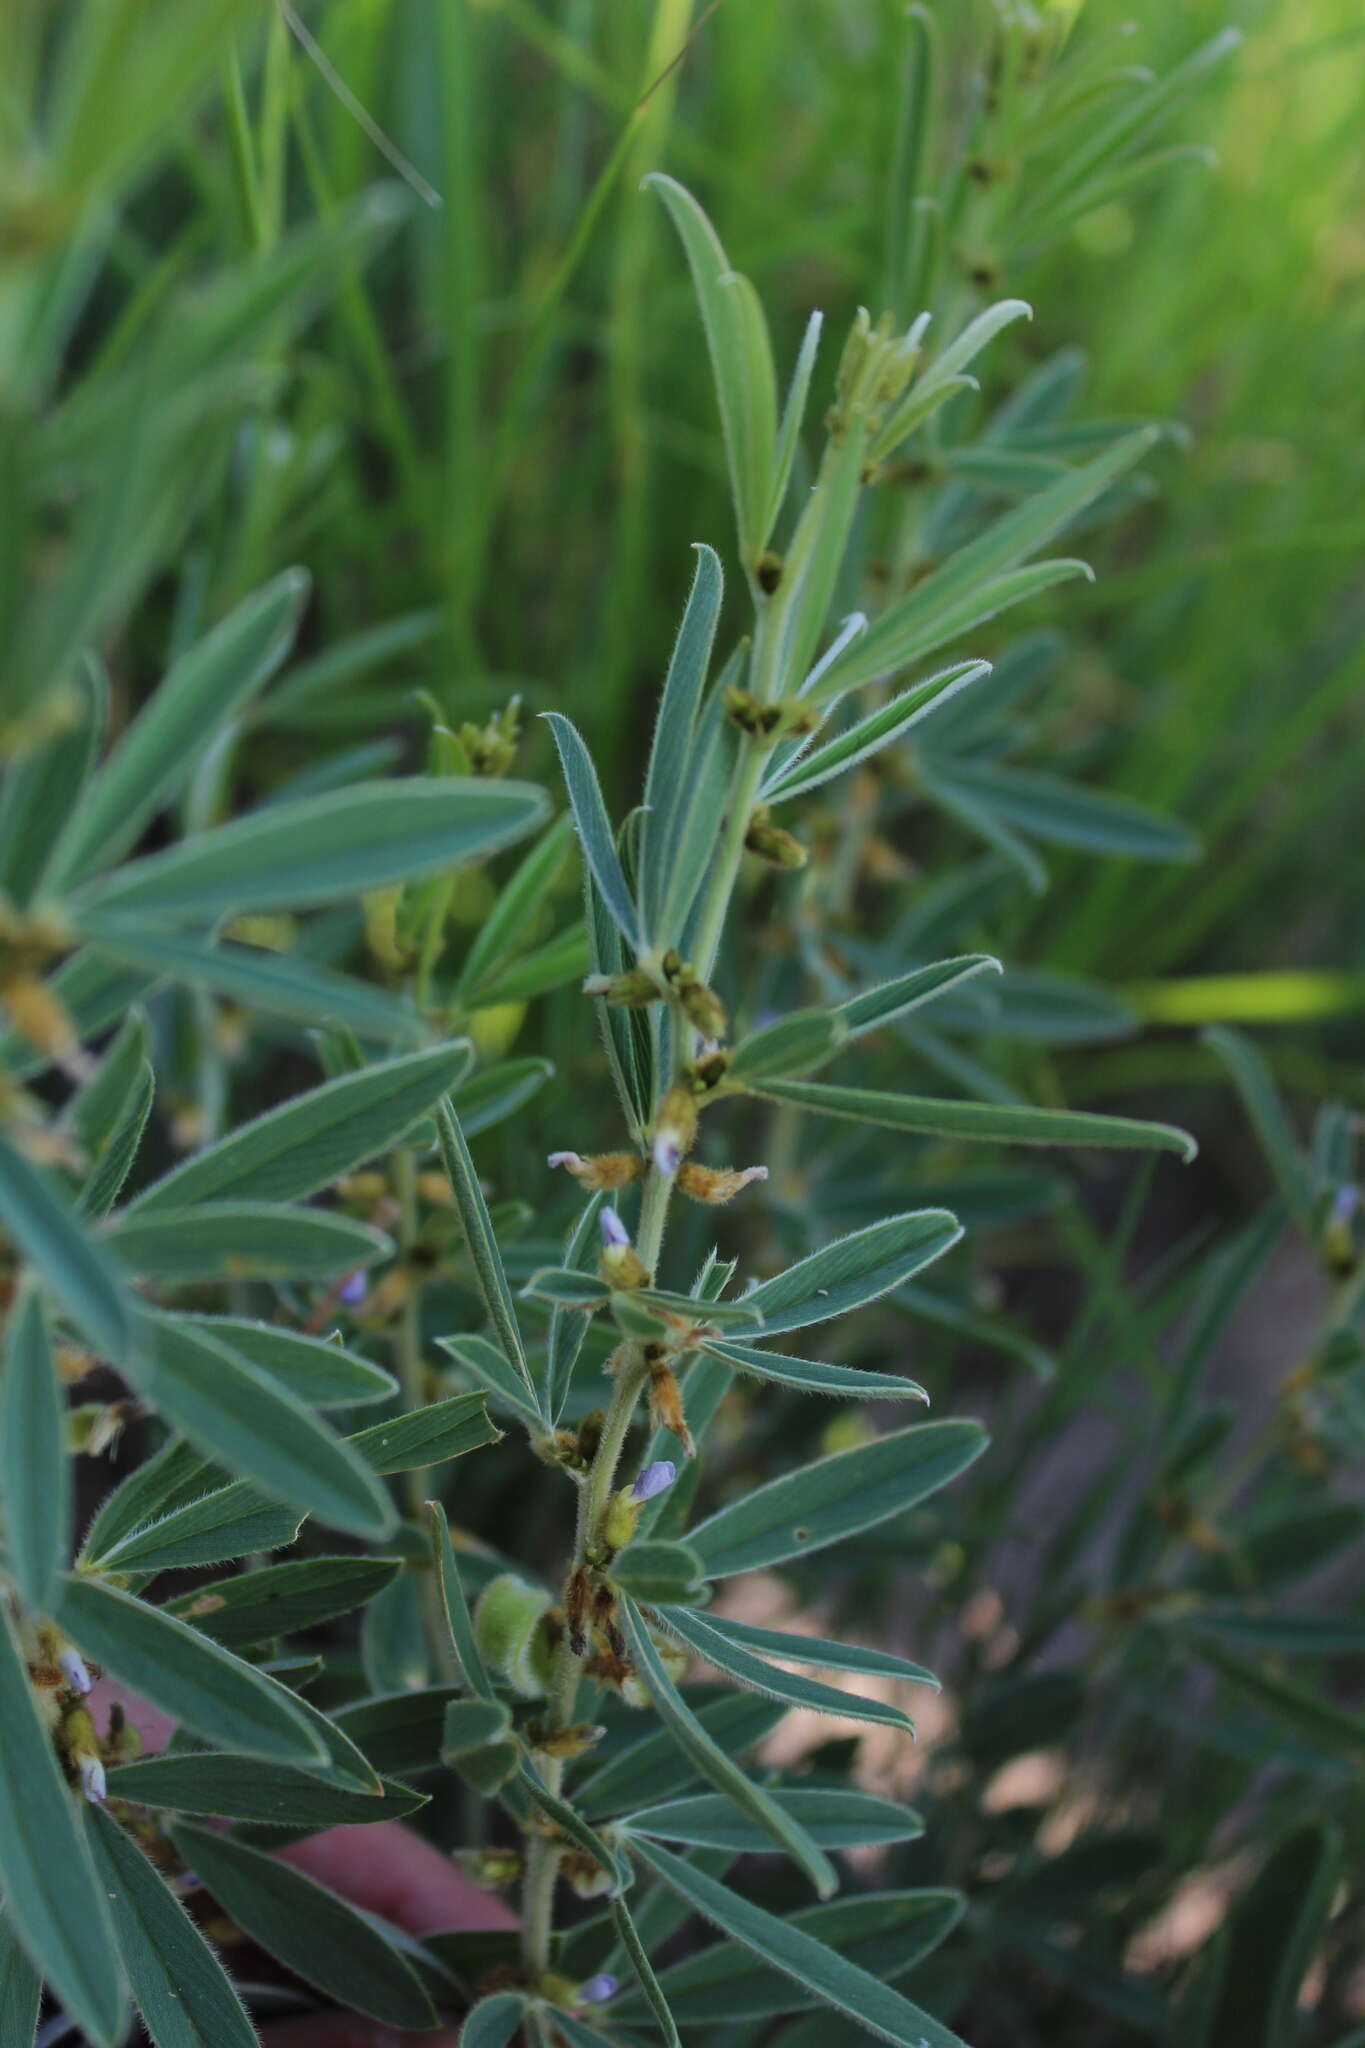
58,1648,92,1696
583,967,659,1007
578,1974,619,2004
632,1459,676,1503
77,1752,107,1803
745,805,807,869
598,1210,650,1290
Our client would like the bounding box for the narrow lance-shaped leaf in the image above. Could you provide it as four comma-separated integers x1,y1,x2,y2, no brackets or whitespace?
543,712,639,948
0,1913,41,2048
77,919,425,1044
175,1314,396,1407
814,430,1160,700
701,1334,927,1403
763,659,990,804
656,1604,916,1734
71,776,548,921
766,310,824,537
740,1209,963,1337
689,1417,988,1578
619,1596,838,1899
458,813,575,1002
632,1838,969,2048
428,1500,498,1701
46,569,310,891
647,174,778,560
0,648,106,907
436,1099,540,1414
103,1753,423,1830
682,1610,939,1692
1204,1026,1315,1237
623,1788,924,1853
104,1201,392,1282
641,543,724,939
574,1693,785,1821
621,1885,964,2028
165,1555,401,1648
873,299,1033,460
0,1134,132,1360
84,1804,258,2048
132,1042,473,1212
611,1892,683,2048
52,1574,328,1765
170,1822,436,2030
127,1314,396,1539
79,1056,153,1218
0,1287,69,1610
758,1077,1200,1160
547,1191,607,1423
929,760,1199,862
0,1605,126,2046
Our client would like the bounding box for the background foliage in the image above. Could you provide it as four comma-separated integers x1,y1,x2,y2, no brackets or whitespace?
0,2,1362,2045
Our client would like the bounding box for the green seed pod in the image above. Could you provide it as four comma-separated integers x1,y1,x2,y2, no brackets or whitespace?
474,1574,556,1697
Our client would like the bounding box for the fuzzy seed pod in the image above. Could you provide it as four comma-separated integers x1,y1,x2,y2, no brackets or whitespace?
677,1161,769,1205
648,1364,693,1456
473,1574,556,1696
547,1150,643,1190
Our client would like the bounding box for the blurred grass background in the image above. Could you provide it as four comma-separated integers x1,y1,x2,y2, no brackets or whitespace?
3,0,1362,1110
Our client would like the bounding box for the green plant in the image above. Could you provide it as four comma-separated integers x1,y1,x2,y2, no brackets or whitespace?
2,5,1361,2046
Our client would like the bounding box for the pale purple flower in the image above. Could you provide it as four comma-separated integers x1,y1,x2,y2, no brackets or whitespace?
632,1460,675,1503
652,1130,683,1178
77,1753,106,1803
58,1648,92,1696
548,1150,584,1172
577,1974,618,2004
599,1209,630,1249
338,1270,367,1306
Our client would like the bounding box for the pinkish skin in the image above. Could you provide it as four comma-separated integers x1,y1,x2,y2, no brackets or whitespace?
90,1681,513,2043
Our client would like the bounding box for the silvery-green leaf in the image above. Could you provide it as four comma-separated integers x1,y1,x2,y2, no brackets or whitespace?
647,176,777,560
573,1692,785,1821
667,1610,939,1692
631,1840,968,2047
544,712,639,949
458,812,575,1003
72,776,547,922
741,1210,962,1336
128,1314,395,1539
173,1315,396,1407
641,544,724,940
656,1604,916,1733
105,1201,392,1281
0,1606,124,2046
623,1788,923,1853
0,1288,68,1609
428,1500,498,1701
132,1043,473,1211
701,1335,926,1402
0,1134,131,1360
45,570,309,891
689,1418,987,1578
84,1803,260,2048
165,1555,399,1648
52,1575,327,1765
748,1077,1198,1160
436,1099,540,1414
169,1822,436,2029
762,659,989,803
619,1597,837,1899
